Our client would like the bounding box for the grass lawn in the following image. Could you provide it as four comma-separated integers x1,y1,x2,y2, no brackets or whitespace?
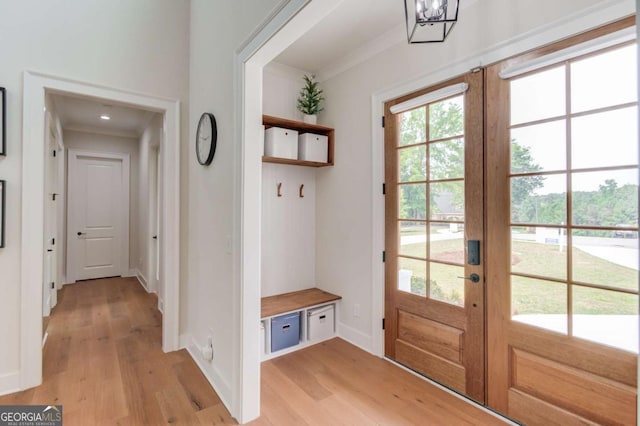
398,238,638,315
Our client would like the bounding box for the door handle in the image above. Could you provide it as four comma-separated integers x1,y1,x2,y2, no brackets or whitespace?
458,273,480,283
77,231,85,236
152,235,158,240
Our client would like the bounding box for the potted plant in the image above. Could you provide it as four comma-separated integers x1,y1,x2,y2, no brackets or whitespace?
297,74,324,124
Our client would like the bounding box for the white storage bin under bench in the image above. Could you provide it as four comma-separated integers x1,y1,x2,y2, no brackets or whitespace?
260,288,341,361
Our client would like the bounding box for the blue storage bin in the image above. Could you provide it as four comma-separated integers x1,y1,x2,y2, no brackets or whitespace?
271,312,300,352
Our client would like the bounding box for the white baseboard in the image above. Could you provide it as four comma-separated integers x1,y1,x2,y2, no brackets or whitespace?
133,270,149,292
0,371,20,397
181,333,233,416
337,321,373,354
124,269,137,278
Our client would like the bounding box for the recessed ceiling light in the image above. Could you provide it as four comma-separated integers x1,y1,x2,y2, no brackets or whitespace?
100,115,111,120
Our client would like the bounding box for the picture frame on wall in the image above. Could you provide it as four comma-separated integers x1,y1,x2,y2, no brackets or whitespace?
0,180,5,248
0,87,5,156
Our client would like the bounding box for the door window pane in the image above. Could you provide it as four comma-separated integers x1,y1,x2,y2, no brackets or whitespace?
430,263,464,306
511,174,566,225
399,257,427,296
571,169,638,227
571,107,638,169
511,227,567,280
430,138,464,180
399,145,427,182
571,44,638,113
399,184,426,220
511,120,566,173
511,276,568,334
429,95,464,140
430,228,464,265
399,221,427,259
573,287,638,352
511,66,566,125
400,107,426,146
431,181,464,220
571,230,638,291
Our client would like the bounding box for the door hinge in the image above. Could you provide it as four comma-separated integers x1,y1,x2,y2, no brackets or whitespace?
381,116,385,128
53,150,57,157
51,282,55,289
382,251,386,262
52,193,57,201
51,238,55,246
382,183,386,195
382,318,386,330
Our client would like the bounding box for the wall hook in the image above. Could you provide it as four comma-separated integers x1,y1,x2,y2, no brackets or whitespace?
277,182,282,197
299,184,304,198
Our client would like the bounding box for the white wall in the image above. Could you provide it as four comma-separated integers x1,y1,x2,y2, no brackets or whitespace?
261,163,316,297
64,130,140,275
187,0,282,417
0,0,189,392
263,63,310,121
261,65,319,297
314,0,634,350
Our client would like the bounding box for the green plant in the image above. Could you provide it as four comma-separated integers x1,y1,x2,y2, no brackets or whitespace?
297,75,324,115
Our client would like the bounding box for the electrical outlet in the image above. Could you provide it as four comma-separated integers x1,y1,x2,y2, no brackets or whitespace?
354,303,361,318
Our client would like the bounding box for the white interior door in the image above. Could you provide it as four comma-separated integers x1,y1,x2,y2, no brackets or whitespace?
67,150,130,282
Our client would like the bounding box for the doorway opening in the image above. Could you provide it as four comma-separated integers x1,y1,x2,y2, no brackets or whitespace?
21,72,180,391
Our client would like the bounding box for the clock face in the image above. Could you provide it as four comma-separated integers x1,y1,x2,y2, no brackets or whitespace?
196,113,217,165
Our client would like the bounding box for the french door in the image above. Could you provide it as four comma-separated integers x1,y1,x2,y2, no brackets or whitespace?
385,17,637,425
486,18,638,425
384,71,485,402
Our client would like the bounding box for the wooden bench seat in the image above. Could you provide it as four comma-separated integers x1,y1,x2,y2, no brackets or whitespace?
261,288,341,318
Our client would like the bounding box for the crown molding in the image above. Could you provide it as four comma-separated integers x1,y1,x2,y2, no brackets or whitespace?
264,61,311,80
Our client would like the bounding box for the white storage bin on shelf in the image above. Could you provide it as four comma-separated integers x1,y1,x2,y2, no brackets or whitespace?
298,133,328,163
307,304,335,343
265,127,298,160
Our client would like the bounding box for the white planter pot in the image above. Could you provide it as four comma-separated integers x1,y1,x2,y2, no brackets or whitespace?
302,114,317,125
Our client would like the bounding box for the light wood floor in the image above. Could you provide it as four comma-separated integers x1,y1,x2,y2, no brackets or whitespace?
0,277,507,425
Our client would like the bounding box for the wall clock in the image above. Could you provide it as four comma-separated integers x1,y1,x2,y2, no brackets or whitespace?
196,112,217,166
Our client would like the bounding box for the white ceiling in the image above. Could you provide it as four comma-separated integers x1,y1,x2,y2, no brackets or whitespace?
273,0,475,78
274,0,405,74
51,93,157,137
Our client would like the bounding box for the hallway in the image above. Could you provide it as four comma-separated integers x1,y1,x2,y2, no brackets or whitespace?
0,278,231,424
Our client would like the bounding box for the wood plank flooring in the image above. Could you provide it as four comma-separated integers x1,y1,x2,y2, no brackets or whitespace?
250,339,507,426
0,277,231,425
0,277,508,425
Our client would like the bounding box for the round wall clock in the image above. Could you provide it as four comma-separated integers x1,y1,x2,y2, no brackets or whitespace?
196,112,217,166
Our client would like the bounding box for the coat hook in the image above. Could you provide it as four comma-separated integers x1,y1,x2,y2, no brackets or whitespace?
277,182,282,197
299,184,304,198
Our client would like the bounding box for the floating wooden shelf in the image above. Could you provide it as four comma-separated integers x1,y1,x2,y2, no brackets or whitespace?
262,115,334,167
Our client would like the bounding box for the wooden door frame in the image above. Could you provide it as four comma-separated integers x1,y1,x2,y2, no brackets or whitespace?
66,149,130,283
